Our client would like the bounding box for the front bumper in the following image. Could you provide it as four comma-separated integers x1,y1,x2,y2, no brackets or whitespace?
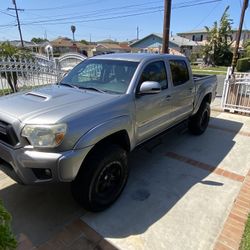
0,143,92,184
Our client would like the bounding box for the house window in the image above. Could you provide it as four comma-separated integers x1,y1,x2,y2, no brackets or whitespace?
192,34,203,42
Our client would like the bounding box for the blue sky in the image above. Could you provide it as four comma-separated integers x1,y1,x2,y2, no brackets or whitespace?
0,0,249,42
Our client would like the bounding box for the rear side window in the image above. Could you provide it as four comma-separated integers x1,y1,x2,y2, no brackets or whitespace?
169,60,189,87
139,61,168,89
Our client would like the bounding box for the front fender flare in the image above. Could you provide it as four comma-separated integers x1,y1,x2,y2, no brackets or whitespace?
74,116,133,150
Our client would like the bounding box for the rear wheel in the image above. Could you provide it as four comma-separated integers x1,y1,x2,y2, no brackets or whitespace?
188,102,210,135
71,145,128,212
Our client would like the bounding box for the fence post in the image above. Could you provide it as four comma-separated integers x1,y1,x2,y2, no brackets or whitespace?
54,58,61,83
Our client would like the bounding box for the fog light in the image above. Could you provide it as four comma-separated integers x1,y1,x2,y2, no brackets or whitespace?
45,169,52,177
32,168,52,180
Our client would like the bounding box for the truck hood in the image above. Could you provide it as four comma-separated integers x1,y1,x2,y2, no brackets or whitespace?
0,85,120,124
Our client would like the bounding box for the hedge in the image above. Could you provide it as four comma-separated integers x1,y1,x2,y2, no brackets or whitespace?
0,200,17,250
236,58,250,72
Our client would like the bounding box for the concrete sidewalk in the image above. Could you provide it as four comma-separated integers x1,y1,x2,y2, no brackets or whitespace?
1,100,250,250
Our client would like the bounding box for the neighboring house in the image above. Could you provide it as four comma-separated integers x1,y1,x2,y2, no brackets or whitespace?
1,40,40,53
93,42,132,55
177,29,250,48
129,33,197,58
50,37,94,57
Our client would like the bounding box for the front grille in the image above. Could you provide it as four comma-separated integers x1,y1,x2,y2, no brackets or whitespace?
0,121,19,147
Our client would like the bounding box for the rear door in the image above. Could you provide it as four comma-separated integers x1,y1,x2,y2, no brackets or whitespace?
168,59,195,122
135,60,174,143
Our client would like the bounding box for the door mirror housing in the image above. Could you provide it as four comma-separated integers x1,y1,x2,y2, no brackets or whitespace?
138,81,161,95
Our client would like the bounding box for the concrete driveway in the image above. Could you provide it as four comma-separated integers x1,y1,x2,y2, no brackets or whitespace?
1,101,250,250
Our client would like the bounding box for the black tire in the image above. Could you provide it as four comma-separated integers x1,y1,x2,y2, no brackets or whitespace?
188,102,210,135
71,144,128,212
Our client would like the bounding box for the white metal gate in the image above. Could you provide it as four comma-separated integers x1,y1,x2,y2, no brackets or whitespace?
221,67,250,114
57,53,87,72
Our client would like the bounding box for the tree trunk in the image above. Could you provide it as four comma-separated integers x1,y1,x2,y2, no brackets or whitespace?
6,72,18,93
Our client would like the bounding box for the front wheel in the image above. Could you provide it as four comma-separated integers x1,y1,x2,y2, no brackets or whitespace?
71,145,128,212
188,102,210,135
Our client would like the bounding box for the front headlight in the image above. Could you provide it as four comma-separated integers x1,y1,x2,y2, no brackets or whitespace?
21,124,67,148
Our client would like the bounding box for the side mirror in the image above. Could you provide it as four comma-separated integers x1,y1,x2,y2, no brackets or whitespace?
138,81,161,95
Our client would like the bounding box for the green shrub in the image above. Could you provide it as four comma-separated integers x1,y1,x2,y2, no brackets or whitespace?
190,52,200,63
0,201,17,250
236,58,250,72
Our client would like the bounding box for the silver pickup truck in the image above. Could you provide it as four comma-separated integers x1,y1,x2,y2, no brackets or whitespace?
0,53,217,211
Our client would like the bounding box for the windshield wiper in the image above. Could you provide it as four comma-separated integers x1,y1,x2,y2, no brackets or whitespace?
60,83,79,89
78,86,106,93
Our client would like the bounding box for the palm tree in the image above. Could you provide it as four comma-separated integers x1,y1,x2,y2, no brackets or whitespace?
71,25,76,41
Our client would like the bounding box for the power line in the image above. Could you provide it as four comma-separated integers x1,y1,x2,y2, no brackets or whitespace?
23,0,106,11
20,0,219,22
1,0,221,28
20,0,222,26
20,1,164,22
0,9,16,17
23,0,162,12
20,5,164,25
190,1,221,31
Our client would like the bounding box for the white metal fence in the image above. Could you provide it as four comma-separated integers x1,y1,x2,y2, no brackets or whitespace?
221,67,250,114
0,56,63,96
0,53,86,96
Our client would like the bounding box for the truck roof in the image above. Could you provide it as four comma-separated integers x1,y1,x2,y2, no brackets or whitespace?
90,53,186,62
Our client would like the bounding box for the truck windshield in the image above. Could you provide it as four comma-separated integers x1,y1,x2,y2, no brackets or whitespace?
60,59,139,94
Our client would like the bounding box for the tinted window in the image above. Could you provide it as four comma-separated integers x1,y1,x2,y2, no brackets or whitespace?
169,60,189,87
139,61,167,89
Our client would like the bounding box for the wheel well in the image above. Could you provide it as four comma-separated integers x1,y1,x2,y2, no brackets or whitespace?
94,130,131,152
202,93,212,104
76,130,130,177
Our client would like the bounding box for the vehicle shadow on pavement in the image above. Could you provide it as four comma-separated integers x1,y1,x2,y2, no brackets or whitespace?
0,182,83,245
0,117,244,245
81,117,244,239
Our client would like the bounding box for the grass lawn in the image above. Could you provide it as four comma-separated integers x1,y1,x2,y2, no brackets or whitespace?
0,88,12,96
191,65,228,75
240,214,250,250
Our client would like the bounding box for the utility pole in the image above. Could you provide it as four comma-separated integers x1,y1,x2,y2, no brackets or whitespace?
136,26,139,40
162,0,172,54
8,0,24,47
44,30,47,40
231,0,249,73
